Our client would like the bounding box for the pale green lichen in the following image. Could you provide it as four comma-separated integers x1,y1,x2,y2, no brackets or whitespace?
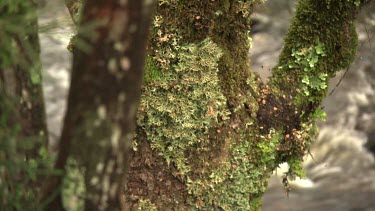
137,199,158,211
185,131,272,210
138,38,229,176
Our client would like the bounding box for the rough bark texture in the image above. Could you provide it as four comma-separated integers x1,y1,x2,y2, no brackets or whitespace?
124,0,365,210
0,0,49,209
42,0,155,210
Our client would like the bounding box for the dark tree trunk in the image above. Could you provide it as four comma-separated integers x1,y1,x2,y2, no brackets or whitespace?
42,0,155,210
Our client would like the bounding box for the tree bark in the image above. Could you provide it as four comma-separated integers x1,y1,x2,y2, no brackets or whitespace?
124,0,365,210
0,0,49,209
42,0,155,210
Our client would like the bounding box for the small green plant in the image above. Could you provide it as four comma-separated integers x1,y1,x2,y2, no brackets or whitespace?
257,129,282,167
288,42,328,98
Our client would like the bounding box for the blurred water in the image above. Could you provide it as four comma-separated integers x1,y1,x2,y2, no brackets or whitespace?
38,1,375,210
38,0,73,151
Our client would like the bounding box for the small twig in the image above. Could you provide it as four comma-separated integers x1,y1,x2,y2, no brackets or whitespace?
364,26,375,57
307,149,315,162
329,65,350,96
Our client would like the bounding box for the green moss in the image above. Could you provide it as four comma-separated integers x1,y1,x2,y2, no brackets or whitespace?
287,156,306,179
214,135,268,210
185,130,273,210
144,56,163,84
211,2,255,108
257,129,282,167
249,196,263,211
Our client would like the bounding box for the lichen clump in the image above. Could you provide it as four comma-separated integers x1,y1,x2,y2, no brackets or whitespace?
138,38,229,175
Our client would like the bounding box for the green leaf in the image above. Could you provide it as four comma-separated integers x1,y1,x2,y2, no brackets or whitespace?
30,64,41,85
302,75,310,84
315,43,325,55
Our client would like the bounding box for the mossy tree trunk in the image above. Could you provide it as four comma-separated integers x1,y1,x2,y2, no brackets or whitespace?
0,0,49,209
42,0,155,210
125,0,367,210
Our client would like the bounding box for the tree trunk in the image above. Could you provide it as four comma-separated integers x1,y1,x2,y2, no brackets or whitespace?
0,1,49,209
124,0,364,210
42,0,155,210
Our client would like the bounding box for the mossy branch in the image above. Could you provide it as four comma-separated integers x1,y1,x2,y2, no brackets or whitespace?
260,0,364,178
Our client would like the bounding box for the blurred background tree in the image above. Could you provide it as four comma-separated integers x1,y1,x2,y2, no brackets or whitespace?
0,1,49,209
